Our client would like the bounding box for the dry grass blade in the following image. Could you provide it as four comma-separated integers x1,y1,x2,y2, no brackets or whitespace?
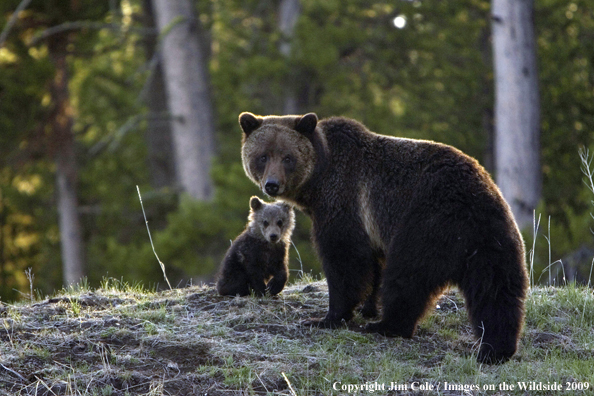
136,185,172,290
282,372,297,396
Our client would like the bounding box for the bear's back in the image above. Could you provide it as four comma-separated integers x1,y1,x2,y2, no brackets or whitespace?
320,117,476,171
317,117,493,199
315,116,514,247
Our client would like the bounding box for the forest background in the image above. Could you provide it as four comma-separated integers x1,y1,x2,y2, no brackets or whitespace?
0,0,593,302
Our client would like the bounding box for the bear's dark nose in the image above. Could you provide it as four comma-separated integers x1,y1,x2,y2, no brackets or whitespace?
269,234,279,242
265,180,280,195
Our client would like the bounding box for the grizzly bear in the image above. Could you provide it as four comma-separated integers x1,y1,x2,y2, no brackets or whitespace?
239,112,528,364
217,196,295,297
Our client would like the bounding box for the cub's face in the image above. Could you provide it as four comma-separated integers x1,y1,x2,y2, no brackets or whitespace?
249,197,295,243
239,112,318,199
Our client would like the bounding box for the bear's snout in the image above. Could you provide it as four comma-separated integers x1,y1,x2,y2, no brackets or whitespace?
264,180,280,196
268,233,279,242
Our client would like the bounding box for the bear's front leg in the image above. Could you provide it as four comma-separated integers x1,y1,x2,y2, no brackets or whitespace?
304,224,377,328
266,267,288,296
245,267,267,297
303,283,357,328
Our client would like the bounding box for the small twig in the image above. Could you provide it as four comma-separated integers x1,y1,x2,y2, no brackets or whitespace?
33,376,58,396
579,147,594,195
529,211,541,289
0,363,26,382
25,267,34,303
137,186,172,290
255,372,269,394
29,21,156,46
0,0,33,47
291,240,304,278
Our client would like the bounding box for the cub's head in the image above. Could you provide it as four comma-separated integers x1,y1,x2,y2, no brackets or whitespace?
239,112,319,199
248,196,295,244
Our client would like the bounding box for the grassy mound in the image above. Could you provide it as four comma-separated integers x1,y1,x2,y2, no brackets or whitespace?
0,278,593,395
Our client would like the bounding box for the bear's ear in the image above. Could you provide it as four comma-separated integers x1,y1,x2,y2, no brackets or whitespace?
277,201,293,213
250,196,263,211
239,112,263,136
294,113,318,138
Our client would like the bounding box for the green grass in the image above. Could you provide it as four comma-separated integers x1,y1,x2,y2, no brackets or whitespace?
0,278,592,395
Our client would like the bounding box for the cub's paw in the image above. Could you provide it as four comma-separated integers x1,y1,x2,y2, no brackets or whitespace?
266,280,285,296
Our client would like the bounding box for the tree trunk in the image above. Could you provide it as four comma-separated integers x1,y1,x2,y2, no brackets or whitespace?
491,0,541,230
142,0,175,190
278,0,301,114
145,64,176,190
151,0,215,200
0,187,6,295
48,35,85,286
480,24,494,174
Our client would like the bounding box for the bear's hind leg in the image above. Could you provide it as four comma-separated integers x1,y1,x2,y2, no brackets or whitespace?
460,249,527,364
359,258,383,318
365,269,441,338
464,292,524,364
364,237,447,338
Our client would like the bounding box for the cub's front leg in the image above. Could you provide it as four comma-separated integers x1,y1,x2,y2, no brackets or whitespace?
266,264,288,296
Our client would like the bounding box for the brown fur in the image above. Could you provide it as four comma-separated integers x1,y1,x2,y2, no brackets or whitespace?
216,196,295,297
239,112,528,364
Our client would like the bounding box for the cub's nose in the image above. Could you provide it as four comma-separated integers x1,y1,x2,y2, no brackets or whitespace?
265,180,280,195
269,234,279,243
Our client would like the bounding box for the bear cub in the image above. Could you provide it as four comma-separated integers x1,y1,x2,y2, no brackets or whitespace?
216,196,295,297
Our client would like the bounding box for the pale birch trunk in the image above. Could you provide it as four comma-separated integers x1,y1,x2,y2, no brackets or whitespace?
143,0,174,190
151,0,215,200
56,152,85,286
279,0,301,115
48,36,85,286
491,0,541,229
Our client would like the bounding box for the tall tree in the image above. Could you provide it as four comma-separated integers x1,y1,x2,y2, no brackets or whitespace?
142,0,174,191
48,34,85,286
278,0,301,114
151,0,215,201
0,0,110,287
491,0,541,229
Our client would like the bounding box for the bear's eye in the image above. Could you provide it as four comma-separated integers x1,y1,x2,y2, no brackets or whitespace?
277,220,283,227
282,156,292,164
263,220,269,228
259,155,267,164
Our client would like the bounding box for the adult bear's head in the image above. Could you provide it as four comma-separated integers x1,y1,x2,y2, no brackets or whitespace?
239,112,320,199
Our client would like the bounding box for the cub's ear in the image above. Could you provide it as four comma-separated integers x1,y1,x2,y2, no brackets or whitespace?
277,201,293,213
250,196,264,211
239,112,263,136
294,113,318,138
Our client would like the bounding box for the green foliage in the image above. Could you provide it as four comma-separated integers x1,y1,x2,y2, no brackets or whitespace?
294,0,492,160
527,202,594,286
538,0,594,222
527,145,594,286
1,0,594,299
